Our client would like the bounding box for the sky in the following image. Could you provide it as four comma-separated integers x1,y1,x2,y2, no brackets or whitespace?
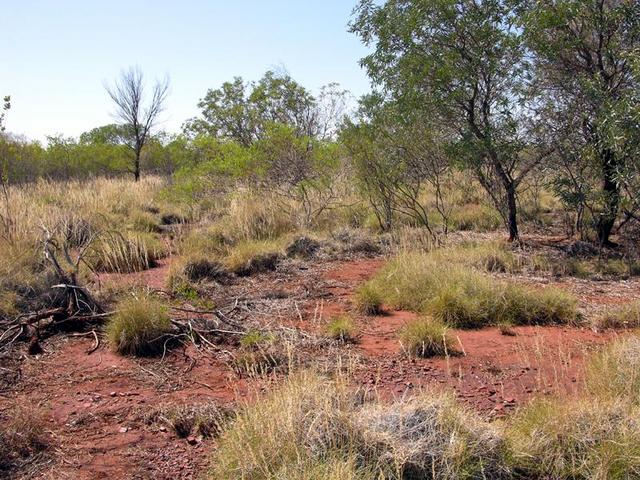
1,0,372,143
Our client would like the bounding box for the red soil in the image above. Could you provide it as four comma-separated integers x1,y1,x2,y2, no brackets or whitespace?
2,251,637,478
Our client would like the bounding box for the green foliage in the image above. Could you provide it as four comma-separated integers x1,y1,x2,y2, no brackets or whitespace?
185,71,318,145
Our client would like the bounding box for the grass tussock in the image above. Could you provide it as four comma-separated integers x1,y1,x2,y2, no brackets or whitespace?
0,405,49,473
92,233,162,273
231,330,287,376
210,371,510,480
507,398,640,479
586,335,640,403
593,302,640,330
359,252,577,328
353,283,383,315
223,240,283,275
399,317,455,357
106,293,173,356
325,315,356,343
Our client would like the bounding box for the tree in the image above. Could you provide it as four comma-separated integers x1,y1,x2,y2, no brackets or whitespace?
524,0,640,245
0,96,9,132
184,70,350,145
350,0,553,241
341,95,449,236
105,67,169,181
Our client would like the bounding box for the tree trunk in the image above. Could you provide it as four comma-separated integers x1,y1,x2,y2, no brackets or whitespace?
506,184,519,242
134,149,141,182
596,148,620,246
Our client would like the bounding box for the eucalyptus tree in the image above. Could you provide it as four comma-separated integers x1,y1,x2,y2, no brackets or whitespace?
351,0,553,241
524,0,640,245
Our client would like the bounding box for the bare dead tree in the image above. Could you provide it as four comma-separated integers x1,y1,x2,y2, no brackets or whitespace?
105,67,169,181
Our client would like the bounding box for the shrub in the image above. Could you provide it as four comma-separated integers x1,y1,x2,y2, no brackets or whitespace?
507,398,640,479
106,294,173,356
325,315,356,342
398,317,454,357
593,302,640,330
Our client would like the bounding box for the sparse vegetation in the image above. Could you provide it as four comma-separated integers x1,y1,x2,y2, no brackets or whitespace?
0,405,49,474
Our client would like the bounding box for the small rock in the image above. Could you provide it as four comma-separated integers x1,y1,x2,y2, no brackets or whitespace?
159,426,167,432
119,427,128,433
110,391,117,397
186,436,198,445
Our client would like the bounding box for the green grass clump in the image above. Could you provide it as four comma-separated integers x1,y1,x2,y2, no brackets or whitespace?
399,317,454,357
507,398,640,479
593,302,640,330
325,315,356,342
354,283,383,315
106,294,172,356
361,252,577,328
223,240,283,275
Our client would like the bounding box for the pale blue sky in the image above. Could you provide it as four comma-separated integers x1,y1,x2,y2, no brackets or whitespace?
2,0,371,142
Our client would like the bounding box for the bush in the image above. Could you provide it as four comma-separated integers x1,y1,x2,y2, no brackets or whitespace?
325,315,356,342
399,317,454,357
507,398,640,479
106,294,173,356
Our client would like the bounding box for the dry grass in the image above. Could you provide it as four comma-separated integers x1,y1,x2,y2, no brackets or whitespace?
585,335,640,403
91,232,162,273
507,398,640,479
210,371,510,480
0,405,49,474
593,302,640,330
